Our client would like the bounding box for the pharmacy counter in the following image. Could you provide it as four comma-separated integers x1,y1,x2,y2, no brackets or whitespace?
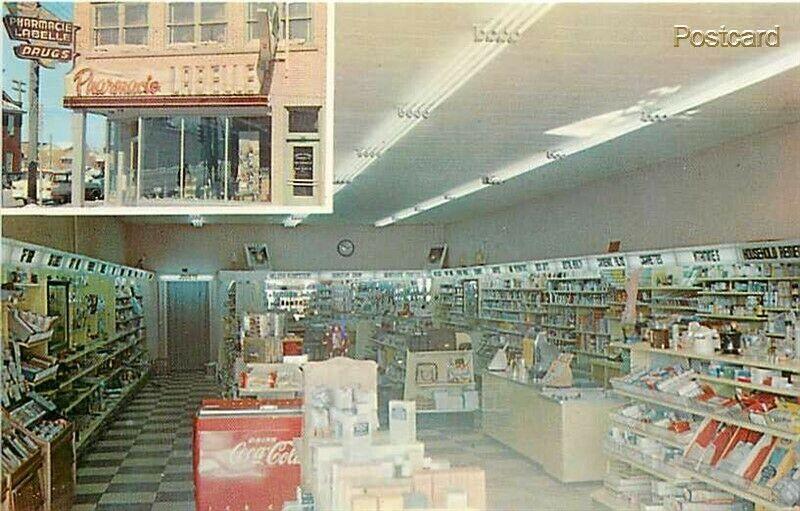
481,371,622,483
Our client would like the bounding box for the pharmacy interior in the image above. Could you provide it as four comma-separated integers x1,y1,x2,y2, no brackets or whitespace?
2,4,800,511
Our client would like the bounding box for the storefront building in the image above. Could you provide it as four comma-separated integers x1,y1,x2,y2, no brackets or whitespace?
62,2,327,208
2,91,24,175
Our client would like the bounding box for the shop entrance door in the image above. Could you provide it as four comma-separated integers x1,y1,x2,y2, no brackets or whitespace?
166,280,210,372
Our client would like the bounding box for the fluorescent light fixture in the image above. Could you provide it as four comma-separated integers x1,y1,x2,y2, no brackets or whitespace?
159,274,215,282
374,44,799,226
283,215,306,228
374,216,396,228
335,4,554,192
659,44,800,117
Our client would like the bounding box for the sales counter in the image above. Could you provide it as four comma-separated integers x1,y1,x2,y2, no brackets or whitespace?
481,371,622,483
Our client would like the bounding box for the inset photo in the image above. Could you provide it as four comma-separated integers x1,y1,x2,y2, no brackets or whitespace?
2,1,332,214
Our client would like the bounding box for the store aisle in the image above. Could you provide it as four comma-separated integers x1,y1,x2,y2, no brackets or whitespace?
70,371,596,511
71,371,218,511
420,427,600,511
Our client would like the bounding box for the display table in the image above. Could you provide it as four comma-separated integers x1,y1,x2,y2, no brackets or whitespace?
481,371,622,483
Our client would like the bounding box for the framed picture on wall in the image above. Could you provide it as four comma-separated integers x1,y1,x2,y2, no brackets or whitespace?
245,244,271,269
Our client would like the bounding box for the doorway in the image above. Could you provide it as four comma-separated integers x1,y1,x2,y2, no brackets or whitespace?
165,280,210,372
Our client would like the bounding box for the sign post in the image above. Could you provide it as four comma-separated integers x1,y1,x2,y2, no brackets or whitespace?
4,2,79,204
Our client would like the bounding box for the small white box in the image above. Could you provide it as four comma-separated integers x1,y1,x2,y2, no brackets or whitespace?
434,392,463,411
334,386,355,410
388,400,416,444
445,490,469,509
330,408,373,445
463,390,479,411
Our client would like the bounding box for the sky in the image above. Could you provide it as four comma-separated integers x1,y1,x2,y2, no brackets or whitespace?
3,2,104,150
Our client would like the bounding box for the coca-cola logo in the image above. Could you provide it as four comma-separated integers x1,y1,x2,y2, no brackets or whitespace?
229,437,299,467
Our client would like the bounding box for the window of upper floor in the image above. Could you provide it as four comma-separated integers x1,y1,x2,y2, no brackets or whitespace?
247,3,314,46
94,3,148,47
168,2,227,45
280,3,313,45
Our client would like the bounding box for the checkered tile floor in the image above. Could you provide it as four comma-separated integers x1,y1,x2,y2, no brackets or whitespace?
72,371,219,511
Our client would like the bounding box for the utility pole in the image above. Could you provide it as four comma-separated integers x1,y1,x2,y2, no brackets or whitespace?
11,79,26,105
27,60,40,204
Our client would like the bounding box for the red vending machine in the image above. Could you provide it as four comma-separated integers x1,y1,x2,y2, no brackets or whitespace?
194,399,303,511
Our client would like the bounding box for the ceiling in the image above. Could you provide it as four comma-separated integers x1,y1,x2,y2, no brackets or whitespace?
126,3,800,226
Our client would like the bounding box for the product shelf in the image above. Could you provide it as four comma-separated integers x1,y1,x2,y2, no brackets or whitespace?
590,488,638,511
698,291,764,296
75,369,150,453
611,383,800,442
547,303,609,309
611,343,800,374
694,374,800,398
609,412,693,449
603,440,689,482
541,323,575,331
697,313,767,322
671,458,794,511
695,277,800,282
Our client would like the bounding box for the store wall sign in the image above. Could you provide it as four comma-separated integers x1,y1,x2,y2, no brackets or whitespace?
742,244,800,261
561,259,584,270
3,14,78,65
596,255,627,269
3,15,75,44
73,68,161,97
638,253,665,266
14,43,73,62
692,249,721,263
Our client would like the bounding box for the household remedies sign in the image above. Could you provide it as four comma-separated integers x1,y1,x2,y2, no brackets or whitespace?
3,10,78,66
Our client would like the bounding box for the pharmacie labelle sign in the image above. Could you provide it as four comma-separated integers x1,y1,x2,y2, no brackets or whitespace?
3,13,78,65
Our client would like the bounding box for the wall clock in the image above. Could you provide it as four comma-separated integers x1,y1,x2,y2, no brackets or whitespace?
337,239,355,257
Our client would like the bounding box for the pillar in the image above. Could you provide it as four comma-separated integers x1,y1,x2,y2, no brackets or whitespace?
71,111,87,206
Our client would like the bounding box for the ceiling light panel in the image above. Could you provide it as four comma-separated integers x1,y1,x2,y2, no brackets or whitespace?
374,45,800,226
335,4,554,193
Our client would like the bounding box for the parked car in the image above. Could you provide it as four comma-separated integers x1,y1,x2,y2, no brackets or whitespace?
8,170,104,205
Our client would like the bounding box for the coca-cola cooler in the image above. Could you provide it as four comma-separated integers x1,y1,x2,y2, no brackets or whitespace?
194,399,303,511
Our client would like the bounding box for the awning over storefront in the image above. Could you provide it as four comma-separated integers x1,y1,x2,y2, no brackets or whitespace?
63,94,270,110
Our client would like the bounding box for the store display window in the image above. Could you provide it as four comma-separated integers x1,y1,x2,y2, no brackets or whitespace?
106,115,271,205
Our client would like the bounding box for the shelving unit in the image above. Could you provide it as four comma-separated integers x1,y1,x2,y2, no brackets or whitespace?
605,336,800,509
1,239,155,469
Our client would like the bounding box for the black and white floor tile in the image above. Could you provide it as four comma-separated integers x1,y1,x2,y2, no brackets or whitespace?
71,371,219,511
